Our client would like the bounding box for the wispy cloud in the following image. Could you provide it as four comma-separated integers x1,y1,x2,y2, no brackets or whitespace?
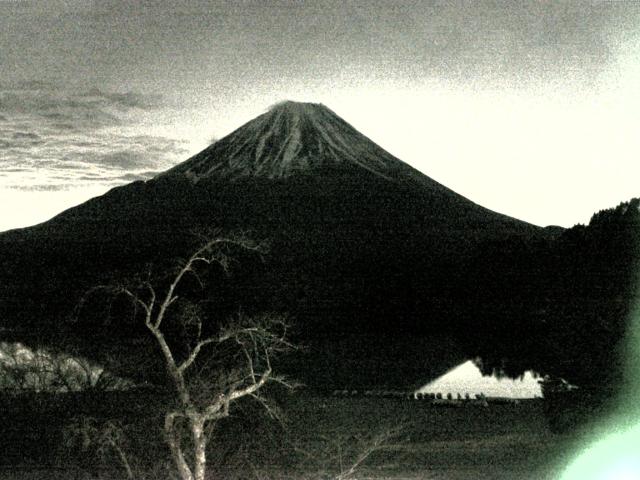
0,81,189,193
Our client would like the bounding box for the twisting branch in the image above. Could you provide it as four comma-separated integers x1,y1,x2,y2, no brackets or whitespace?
177,337,218,374
154,234,264,330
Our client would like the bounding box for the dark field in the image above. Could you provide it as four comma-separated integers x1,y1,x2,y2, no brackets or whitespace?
280,394,577,479
0,392,585,479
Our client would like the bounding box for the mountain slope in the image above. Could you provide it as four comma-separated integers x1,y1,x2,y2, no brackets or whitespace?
163,101,440,185
0,101,551,388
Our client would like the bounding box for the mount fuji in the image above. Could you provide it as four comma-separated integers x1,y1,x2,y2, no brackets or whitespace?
0,101,553,388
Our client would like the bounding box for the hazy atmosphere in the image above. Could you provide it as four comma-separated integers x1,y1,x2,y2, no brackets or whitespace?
2,1,640,230
2,3,640,479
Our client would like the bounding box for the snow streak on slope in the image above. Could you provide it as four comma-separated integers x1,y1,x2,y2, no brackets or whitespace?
163,101,435,185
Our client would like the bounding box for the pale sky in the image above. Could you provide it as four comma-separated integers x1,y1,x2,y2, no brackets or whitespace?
1,1,640,231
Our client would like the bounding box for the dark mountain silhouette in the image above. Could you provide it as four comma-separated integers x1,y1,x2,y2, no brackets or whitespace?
0,101,553,388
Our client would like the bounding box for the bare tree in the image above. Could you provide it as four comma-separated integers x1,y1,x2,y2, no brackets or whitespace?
294,426,405,480
80,233,295,480
63,416,136,480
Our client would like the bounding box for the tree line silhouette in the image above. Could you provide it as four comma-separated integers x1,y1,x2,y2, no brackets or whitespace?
461,198,639,391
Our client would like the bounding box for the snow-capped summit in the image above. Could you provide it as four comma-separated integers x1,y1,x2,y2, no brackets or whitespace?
163,100,431,184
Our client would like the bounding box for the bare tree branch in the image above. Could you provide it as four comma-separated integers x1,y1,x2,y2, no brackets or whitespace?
164,411,194,480
177,337,218,374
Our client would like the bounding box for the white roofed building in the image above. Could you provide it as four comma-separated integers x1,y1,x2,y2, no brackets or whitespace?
415,360,542,399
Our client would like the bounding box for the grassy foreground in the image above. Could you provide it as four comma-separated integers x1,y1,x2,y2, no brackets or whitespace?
0,392,581,479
